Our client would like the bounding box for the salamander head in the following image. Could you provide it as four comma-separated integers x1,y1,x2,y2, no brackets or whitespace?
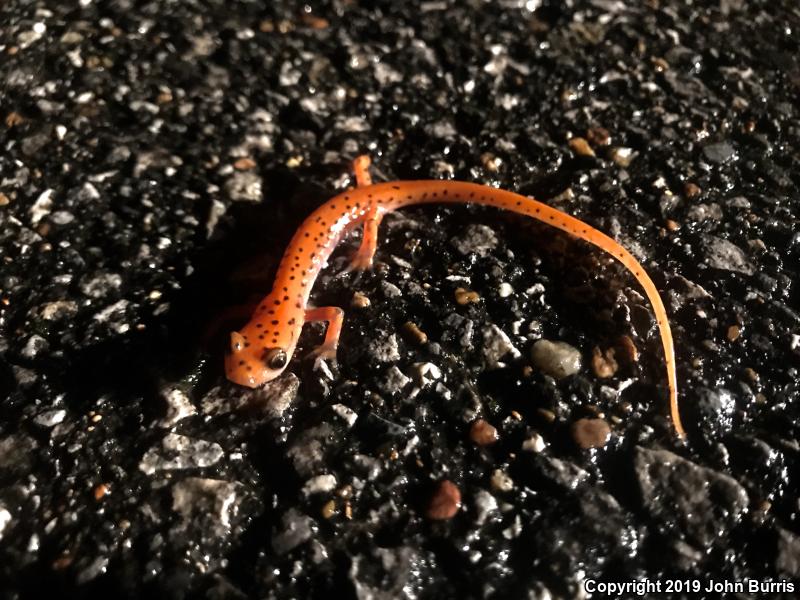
225,330,291,387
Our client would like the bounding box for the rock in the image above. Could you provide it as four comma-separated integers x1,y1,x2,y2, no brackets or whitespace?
172,477,242,528
469,419,499,446
450,224,499,257
775,528,800,577
0,506,11,541
570,418,611,449
302,474,337,496
225,170,263,202
426,480,461,520
33,409,66,428
700,234,755,275
702,141,737,164
473,489,498,526
481,324,521,367
350,547,419,600
634,446,748,548
377,366,411,394
368,333,401,363
530,340,582,379
331,404,358,427
158,386,197,428
272,508,315,555
139,433,225,475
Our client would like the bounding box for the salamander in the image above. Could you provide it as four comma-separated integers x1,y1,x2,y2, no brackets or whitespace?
225,155,685,437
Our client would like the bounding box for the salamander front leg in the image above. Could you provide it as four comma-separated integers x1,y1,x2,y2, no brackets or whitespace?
304,306,345,367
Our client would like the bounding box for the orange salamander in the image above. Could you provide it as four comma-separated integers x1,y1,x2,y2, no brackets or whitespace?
225,155,685,437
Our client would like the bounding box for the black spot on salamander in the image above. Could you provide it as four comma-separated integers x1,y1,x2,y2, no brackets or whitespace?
296,302,302,308
244,342,251,348
268,310,275,315
549,215,554,220
289,318,296,325
258,334,264,340
283,286,288,292
255,323,262,328
304,232,310,237
392,185,400,190
283,295,289,301
271,338,277,344
271,320,279,325
290,276,295,280
469,192,475,198
238,360,245,366
516,201,521,206
274,300,281,306
344,195,350,200
246,366,252,371
535,208,540,213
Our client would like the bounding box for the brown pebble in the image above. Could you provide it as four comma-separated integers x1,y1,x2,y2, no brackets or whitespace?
665,219,680,231
616,335,639,363
744,367,759,383
0,192,9,206
616,401,633,415
480,152,502,172
426,480,462,520
402,321,428,345
454,287,480,305
536,408,556,424
351,291,371,308
93,483,110,500
470,419,499,446
684,182,702,198
651,57,669,71
591,346,619,378
755,393,767,404
234,157,257,171
321,499,336,519
299,14,330,29
568,137,595,157
156,91,173,104
586,126,610,147
5,112,24,128
571,418,611,449
727,325,740,342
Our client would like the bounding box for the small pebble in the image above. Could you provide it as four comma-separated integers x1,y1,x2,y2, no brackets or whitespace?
470,419,499,446
591,347,618,378
727,325,740,342
233,157,256,170
616,335,639,363
93,484,109,501
454,287,480,305
609,147,634,167
521,433,546,453
402,321,428,345
571,418,611,449
684,182,702,198
665,219,680,231
426,480,461,520
568,136,595,157
586,126,610,146
744,367,759,383
537,408,556,424
0,192,9,206
490,469,514,492
351,291,370,308
480,152,502,172
651,57,669,71
321,500,336,519
530,339,582,379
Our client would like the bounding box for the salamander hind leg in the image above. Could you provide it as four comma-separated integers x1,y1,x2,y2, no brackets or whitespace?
346,206,383,272
304,306,345,367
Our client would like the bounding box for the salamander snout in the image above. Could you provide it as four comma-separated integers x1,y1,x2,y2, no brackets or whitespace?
224,331,290,387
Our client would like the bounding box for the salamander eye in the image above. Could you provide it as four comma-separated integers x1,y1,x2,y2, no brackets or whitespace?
264,348,287,370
